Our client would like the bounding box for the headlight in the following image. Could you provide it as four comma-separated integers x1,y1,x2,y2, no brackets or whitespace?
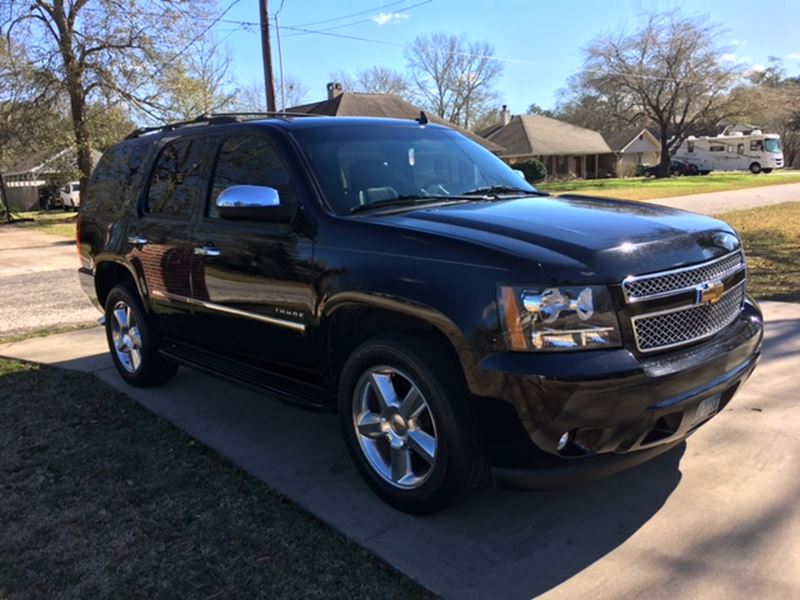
497,285,622,351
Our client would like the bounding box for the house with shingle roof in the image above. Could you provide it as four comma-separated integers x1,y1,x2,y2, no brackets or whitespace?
288,82,504,154
480,107,615,179
3,146,101,210
601,128,661,176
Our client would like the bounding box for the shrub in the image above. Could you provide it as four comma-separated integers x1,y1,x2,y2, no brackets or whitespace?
515,158,547,182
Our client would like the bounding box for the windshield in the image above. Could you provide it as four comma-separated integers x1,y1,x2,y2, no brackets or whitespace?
291,124,536,215
764,138,781,153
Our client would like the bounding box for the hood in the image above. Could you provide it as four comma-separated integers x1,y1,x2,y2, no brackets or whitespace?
374,195,740,282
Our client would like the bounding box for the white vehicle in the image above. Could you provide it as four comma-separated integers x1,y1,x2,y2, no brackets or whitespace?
59,181,81,210
673,131,784,174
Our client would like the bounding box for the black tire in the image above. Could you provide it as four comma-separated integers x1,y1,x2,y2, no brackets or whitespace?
762,168,773,174
338,334,487,514
750,162,762,174
104,284,178,387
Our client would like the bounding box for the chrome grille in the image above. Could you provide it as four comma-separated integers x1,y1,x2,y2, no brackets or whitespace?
622,251,745,302
632,282,745,352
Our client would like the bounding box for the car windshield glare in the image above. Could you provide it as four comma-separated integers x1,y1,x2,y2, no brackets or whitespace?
291,124,537,215
764,138,781,153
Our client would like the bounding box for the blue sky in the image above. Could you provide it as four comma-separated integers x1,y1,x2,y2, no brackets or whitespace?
218,0,800,113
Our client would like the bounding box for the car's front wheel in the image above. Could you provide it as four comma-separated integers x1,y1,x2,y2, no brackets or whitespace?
338,335,486,514
104,284,178,387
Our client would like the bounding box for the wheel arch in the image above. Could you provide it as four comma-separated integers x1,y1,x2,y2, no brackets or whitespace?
322,294,478,392
94,259,146,310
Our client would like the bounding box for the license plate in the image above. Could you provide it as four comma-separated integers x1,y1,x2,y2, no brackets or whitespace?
693,393,721,426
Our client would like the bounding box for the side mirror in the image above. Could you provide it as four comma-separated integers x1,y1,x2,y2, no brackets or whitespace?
512,169,526,180
216,185,296,222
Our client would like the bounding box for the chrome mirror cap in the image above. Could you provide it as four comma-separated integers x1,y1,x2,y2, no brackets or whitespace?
216,185,281,209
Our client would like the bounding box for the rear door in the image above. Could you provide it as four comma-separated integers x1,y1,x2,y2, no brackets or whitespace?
188,131,317,374
127,135,211,341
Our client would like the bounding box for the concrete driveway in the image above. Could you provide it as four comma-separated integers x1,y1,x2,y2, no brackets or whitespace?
650,180,800,215
0,226,98,337
2,300,798,600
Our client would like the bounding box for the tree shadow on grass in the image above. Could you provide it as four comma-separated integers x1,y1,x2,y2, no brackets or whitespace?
738,228,800,303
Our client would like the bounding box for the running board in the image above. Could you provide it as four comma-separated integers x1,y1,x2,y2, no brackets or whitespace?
160,343,335,413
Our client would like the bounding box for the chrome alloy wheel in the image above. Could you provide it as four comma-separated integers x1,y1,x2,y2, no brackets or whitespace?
110,300,143,373
352,366,438,489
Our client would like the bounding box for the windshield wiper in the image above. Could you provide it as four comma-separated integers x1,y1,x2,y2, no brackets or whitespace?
350,195,463,214
460,185,547,198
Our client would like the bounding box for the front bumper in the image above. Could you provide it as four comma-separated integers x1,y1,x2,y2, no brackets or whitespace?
478,296,763,490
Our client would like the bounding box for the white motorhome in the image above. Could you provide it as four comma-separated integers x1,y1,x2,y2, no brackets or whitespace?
673,131,783,174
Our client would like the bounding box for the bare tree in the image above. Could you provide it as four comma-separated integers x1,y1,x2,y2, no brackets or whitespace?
577,11,738,176
234,75,308,112
330,66,411,98
405,33,502,130
1,0,224,187
555,72,646,131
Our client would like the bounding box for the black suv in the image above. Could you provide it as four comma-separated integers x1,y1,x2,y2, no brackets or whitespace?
78,114,763,513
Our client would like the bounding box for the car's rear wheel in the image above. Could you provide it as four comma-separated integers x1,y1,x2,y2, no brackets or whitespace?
338,335,486,514
105,284,178,387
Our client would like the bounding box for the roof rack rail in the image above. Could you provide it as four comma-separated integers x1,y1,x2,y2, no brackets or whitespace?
124,111,320,140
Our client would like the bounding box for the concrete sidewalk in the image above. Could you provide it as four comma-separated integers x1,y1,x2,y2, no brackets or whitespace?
649,181,800,215
2,302,799,599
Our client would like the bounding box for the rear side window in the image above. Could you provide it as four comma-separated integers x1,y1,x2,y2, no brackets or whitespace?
146,138,209,218
207,135,294,219
84,142,149,214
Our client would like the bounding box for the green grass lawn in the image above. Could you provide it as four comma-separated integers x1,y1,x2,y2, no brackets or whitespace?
0,358,429,599
538,170,800,201
6,210,78,238
717,201,800,303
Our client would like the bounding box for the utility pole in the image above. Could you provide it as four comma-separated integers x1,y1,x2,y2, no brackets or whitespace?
259,0,277,112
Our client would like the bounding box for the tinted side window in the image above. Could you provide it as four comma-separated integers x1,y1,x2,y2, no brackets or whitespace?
208,135,294,219
84,141,149,214
146,138,209,218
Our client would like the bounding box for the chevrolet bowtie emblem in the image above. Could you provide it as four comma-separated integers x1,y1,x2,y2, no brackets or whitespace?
698,281,725,305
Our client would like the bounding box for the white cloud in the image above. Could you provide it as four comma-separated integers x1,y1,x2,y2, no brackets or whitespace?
370,12,409,25
748,63,766,73
787,52,800,61
730,39,748,47
721,53,754,64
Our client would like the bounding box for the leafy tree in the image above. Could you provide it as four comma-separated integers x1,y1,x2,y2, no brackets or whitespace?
158,38,236,121
330,66,411,97
1,0,225,187
728,58,800,168
572,11,738,176
525,103,555,118
405,33,502,130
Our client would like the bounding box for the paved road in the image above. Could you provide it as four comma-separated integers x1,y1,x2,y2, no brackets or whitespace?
650,181,800,215
2,301,798,600
0,227,99,337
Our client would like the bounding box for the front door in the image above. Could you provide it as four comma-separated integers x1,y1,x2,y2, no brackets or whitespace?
127,135,211,341
188,132,317,375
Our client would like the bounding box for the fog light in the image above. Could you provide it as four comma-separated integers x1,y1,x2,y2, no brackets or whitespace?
557,431,571,451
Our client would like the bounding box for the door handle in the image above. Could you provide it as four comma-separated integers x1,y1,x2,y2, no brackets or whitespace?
127,234,148,245
194,245,222,257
